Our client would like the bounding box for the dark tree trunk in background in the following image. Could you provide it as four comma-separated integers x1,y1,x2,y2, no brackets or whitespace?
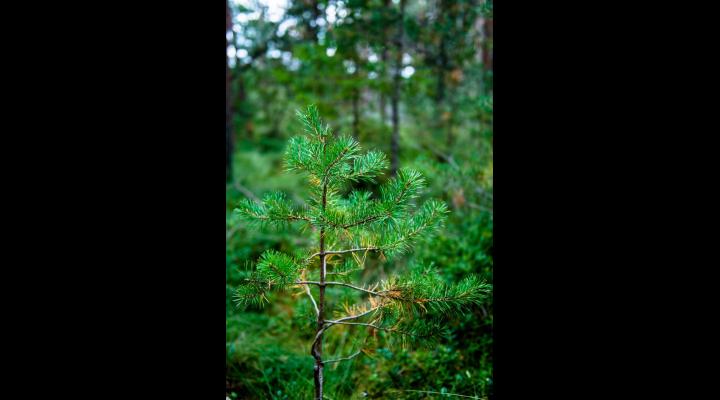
439,36,453,147
482,16,493,95
436,40,446,104
436,0,448,105
266,89,281,139
379,66,386,125
437,0,452,147
231,26,247,141
304,0,321,41
379,0,390,126
390,0,405,177
226,0,233,182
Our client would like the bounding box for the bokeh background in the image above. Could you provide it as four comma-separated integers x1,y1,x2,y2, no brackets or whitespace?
226,0,493,398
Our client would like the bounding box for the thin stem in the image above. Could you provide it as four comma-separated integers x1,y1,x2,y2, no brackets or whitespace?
310,325,329,357
306,247,380,260
231,180,260,202
245,214,313,223
341,213,388,229
326,267,363,277
328,321,415,337
402,389,484,399
296,281,384,297
329,306,381,324
322,350,363,364
303,284,319,317
312,306,381,352
226,225,240,241
322,145,352,184
312,175,329,400
296,280,475,307
326,247,380,255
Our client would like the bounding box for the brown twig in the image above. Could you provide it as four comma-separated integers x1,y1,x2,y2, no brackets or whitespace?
322,350,363,364
296,281,384,297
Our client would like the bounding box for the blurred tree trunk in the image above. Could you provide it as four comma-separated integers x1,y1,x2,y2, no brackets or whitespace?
303,0,321,41
437,0,452,147
390,0,405,176
482,16,493,95
437,42,446,104
436,0,448,104
379,76,386,125
226,0,233,182
230,22,249,141
379,0,390,126
435,39,447,105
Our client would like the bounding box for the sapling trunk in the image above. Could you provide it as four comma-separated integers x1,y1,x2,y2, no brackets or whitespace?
312,183,328,399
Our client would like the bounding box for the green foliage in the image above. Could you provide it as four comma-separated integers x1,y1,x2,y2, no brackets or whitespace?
395,269,491,315
235,191,310,228
229,105,491,398
377,198,448,257
349,150,388,182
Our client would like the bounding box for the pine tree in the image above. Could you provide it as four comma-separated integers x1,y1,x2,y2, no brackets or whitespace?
233,105,491,399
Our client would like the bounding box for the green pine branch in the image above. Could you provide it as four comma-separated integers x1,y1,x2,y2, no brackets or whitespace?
234,191,310,227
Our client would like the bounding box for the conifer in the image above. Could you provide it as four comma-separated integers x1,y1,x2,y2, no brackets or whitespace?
233,105,491,399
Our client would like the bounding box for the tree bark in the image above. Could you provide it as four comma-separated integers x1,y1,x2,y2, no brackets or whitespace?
379,0,390,126
482,16,493,95
379,71,386,125
390,0,405,176
312,181,328,399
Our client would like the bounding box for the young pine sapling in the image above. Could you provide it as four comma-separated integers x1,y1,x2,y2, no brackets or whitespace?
233,105,491,399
